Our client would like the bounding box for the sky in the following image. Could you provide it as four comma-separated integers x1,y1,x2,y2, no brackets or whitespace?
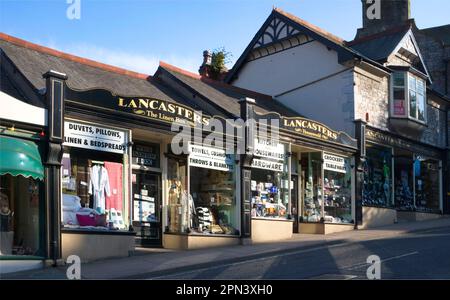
1,0,449,74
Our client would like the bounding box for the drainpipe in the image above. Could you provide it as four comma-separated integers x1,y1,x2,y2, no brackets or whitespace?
43,70,67,267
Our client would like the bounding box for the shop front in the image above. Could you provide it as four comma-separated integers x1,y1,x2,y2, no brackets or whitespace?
250,138,293,242
241,104,358,238
361,126,445,228
0,91,47,273
63,83,241,253
164,143,241,249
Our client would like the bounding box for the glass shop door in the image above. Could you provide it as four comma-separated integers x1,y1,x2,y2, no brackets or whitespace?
132,171,162,247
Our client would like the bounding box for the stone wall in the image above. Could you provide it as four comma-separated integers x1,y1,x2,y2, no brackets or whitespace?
415,31,447,95
354,69,390,130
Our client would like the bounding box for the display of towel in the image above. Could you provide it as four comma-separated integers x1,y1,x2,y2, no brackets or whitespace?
104,161,123,211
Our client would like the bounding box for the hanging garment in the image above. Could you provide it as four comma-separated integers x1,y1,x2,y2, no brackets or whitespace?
89,164,111,213
104,162,123,211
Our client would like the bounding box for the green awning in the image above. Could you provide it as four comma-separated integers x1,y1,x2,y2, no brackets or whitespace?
0,136,44,180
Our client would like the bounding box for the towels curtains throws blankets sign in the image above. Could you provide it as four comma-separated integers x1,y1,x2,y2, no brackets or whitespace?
188,144,234,172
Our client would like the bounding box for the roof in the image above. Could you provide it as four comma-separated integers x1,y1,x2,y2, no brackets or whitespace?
0,33,185,103
421,24,450,47
347,26,410,62
157,61,300,118
225,8,388,83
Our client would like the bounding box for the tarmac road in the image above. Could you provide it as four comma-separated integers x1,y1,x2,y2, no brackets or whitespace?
149,226,450,280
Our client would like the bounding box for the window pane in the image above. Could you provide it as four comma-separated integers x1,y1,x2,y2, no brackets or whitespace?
394,100,405,115
417,93,425,121
394,87,405,100
363,145,393,208
301,152,323,222
62,148,127,230
409,90,417,119
409,75,417,91
393,72,405,87
324,157,352,224
415,158,440,212
394,152,414,211
417,79,425,95
1,175,42,256
190,165,238,235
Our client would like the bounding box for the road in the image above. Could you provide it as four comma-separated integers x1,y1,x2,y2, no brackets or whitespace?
148,227,450,280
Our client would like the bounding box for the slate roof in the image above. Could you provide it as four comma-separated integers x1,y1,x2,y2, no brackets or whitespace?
421,24,450,47
347,27,410,62
0,33,187,105
157,61,300,118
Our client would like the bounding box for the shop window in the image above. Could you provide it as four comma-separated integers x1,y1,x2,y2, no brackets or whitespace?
363,144,393,208
167,143,238,236
323,153,353,224
167,157,188,233
1,175,43,257
190,166,238,235
300,152,322,222
394,149,414,211
251,141,290,220
62,147,128,231
391,71,426,122
415,157,441,213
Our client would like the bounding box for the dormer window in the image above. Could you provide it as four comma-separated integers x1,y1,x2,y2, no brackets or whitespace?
391,71,426,123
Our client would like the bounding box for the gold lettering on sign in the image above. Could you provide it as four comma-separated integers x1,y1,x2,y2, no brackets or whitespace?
117,97,210,126
283,118,339,141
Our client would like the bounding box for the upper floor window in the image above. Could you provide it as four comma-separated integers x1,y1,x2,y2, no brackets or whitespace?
391,72,426,122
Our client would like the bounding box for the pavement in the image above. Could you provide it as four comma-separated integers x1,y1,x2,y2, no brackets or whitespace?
2,217,450,280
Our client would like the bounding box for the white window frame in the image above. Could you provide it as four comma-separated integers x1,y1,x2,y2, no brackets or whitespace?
390,71,427,124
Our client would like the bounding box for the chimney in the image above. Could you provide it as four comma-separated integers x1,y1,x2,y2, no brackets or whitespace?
356,0,411,39
199,50,212,77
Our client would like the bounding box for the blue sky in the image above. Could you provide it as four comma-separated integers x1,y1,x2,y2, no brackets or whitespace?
1,0,449,74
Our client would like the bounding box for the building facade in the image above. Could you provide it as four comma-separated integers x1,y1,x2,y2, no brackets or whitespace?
0,0,448,273
225,2,449,228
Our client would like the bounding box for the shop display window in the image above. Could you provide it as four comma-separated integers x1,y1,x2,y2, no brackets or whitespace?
300,152,322,222
1,175,43,257
251,141,290,220
323,156,353,224
167,157,188,233
415,157,440,213
394,149,414,211
251,168,290,219
61,148,128,231
363,145,393,208
190,166,238,235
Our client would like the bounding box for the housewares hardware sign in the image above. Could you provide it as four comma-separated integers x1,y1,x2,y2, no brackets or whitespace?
251,139,285,172
64,121,127,154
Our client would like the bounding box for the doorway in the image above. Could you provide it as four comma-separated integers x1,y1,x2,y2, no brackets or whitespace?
132,170,162,247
